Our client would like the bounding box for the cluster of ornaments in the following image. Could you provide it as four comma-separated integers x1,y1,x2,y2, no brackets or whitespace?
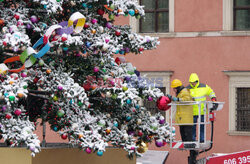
0,0,173,158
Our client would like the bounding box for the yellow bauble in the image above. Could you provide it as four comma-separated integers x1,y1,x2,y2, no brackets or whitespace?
137,141,148,153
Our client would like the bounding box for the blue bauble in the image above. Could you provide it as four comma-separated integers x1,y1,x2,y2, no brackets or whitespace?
4,93,8,97
53,126,58,132
97,151,103,156
135,104,140,109
86,42,91,48
63,47,68,51
126,116,132,121
113,122,118,127
82,3,87,8
128,10,135,16
43,5,47,9
119,50,125,55
126,99,131,104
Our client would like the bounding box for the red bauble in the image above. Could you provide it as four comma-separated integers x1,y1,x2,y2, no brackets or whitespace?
139,47,144,52
5,114,12,119
61,133,68,140
84,23,90,29
156,96,171,111
3,41,7,46
14,14,20,20
97,9,105,15
61,37,67,42
115,30,121,36
138,131,143,137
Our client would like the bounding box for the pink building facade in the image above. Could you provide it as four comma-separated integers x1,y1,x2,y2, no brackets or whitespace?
125,0,250,163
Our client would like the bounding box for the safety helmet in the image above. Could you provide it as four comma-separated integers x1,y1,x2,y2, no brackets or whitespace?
171,79,182,88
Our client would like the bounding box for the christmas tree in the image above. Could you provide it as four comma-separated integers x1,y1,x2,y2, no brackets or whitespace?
0,0,174,157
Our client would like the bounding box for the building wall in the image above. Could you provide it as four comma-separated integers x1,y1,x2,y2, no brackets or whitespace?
126,0,250,163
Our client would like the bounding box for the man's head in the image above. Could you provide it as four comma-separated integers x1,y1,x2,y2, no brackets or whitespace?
189,73,199,88
171,79,182,92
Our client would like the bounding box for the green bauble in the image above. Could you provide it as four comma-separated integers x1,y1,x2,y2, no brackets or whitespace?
78,101,83,107
57,110,65,117
111,94,117,100
9,96,15,101
53,96,58,101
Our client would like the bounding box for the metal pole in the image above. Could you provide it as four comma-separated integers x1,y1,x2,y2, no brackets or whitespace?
42,121,46,147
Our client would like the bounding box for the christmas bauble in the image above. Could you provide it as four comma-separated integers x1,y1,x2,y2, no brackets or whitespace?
61,133,68,140
97,9,104,15
155,139,164,147
30,15,38,23
14,109,22,116
137,142,148,153
156,96,171,111
86,148,92,154
97,151,103,156
57,110,65,117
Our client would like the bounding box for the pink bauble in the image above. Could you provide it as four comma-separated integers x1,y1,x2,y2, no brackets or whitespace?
156,96,171,111
93,67,99,73
86,148,92,154
91,19,97,24
14,109,22,116
21,72,27,77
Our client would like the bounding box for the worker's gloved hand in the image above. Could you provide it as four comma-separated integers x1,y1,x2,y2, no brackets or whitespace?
172,97,179,102
166,94,172,99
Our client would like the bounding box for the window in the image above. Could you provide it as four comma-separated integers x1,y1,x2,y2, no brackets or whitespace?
140,71,173,118
224,71,250,135
139,0,169,33
236,88,250,131
233,0,250,30
144,87,166,117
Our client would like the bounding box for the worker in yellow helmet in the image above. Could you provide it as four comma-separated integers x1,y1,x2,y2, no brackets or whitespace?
168,79,193,141
187,73,217,143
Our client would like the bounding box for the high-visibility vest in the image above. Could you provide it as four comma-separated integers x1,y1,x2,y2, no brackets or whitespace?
187,83,216,116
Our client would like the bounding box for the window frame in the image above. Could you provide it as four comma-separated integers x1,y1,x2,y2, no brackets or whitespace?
130,0,174,34
139,0,169,33
233,0,250,31
224,71,250,136
140,71,173,119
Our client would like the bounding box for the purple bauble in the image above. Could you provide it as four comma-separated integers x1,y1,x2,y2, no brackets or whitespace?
58,86,63,91
29,146,35,152
159,119,165,124
128,131,135,136
125,47,130,53
155,139,164,147
2,106,7,112
30,15,38,23
86,148,92,154
131,146,135,150
106,22,112,29
125,76,131,82
93,67,99,73
26,24,32,29
148,96,153,101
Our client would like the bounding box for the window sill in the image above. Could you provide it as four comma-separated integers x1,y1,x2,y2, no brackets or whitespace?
227,130,250,136
138,31,250,38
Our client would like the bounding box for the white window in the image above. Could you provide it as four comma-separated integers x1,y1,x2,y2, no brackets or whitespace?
224,71,250,136
141,71,173,118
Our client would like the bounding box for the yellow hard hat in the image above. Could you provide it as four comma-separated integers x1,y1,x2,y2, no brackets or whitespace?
171,79,182,88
